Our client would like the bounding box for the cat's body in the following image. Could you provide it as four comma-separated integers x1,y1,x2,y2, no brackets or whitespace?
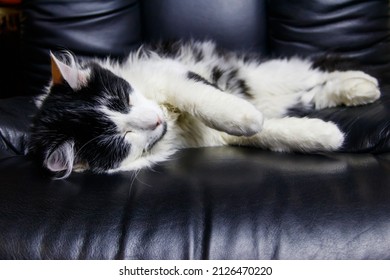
29,41,380,178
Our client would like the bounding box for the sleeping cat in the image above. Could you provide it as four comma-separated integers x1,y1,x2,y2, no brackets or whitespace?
29,41,381,179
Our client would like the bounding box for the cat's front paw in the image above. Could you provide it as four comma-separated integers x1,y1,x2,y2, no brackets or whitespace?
216,105,264,137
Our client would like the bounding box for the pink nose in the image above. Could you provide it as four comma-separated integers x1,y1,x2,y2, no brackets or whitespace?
150,116,163,130
156,116,162,126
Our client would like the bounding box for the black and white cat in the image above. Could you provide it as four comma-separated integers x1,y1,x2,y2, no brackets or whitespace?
29,41,380,178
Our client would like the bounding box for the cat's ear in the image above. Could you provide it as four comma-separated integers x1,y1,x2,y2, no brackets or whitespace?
50,51,88,90
44,140,75,179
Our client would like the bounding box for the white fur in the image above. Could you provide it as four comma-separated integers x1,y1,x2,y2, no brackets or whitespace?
98,41,380,171
225,117,344,152
313,71,380,109
41,41,381,173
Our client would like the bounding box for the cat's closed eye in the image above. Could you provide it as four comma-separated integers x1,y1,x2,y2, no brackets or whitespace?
105,95,131,113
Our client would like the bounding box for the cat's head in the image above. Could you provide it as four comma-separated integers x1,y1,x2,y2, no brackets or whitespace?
29,52,167,179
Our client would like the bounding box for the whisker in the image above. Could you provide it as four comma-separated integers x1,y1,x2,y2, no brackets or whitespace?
128,169,141,198
74,134,108,159
135,172,153,188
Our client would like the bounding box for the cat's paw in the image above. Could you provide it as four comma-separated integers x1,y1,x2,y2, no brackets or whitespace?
307,119,345,151
338,72,380,106
331,71,380,107
314,71,381,109
208,103,264,136
226,117,344,152
265,118,345,152
229,109,264,136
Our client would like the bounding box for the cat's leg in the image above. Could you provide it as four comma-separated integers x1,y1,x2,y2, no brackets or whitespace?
138,61,265,136
225,117,344,152
173,77,264,136
239,58,380,117
310,70,380,109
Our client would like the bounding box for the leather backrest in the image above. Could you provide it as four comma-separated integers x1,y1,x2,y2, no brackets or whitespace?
21,0,142,96
267,0,390,84
20,0,390,97
141,0,268,53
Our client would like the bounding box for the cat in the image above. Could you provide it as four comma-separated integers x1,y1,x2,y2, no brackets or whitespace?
29,41,381,179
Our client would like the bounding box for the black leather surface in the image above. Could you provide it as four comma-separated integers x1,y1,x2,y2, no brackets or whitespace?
0,6,22,99
0,96,36,158
1,0,389,260
267,0,390,85
141,0,268,53
0,148,389,259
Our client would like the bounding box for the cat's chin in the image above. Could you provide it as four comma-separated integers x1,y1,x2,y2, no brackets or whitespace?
106,147,176,174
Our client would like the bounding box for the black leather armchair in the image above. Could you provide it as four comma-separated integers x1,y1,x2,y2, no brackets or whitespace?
1,0,390,259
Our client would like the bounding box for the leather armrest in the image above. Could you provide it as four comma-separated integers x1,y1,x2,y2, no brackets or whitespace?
0,96,37,159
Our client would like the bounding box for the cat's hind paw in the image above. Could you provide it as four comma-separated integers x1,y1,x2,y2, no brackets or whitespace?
339,73,380,106
319,71,381,108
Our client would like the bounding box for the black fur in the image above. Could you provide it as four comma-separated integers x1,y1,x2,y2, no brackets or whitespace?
29,63,132,175
211,66,225,84
151,40,205,62
150,41,183,59
152,41,254,99
236,79,252,99
210,67,253,98
311,54,360,72
192,46,204,62
187,71,220,89
285,102,315,117
224,69,253,99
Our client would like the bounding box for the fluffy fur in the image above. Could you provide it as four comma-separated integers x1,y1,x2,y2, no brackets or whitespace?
29,41,381,178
